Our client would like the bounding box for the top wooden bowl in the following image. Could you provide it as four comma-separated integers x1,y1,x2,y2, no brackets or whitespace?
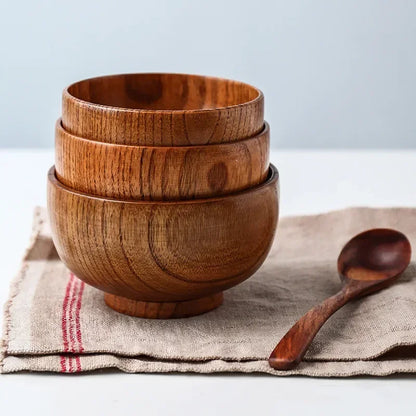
62,73,264,146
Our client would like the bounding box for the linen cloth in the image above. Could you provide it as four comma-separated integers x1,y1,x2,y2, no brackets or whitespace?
1,206,416,376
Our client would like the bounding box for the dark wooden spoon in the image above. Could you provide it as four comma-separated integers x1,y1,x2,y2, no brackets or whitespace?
269,228,412,371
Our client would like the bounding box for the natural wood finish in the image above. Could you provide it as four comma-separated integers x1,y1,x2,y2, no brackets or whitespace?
55,120,270,200
269,228,412,370
104,292,223,319
62,73,264,146
47,165,279,318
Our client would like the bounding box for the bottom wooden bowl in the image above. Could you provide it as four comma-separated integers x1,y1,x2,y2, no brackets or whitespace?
47,165,279,318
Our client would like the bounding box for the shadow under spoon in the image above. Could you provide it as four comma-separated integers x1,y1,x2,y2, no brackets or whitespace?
269,228,412,371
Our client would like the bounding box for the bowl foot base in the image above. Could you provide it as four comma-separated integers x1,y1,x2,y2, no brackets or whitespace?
104,292,224,319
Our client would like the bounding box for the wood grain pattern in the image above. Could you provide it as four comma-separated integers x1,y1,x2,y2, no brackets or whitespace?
47,165,279,318
104,292,224,319
269,228,411,370
62,73,264,146
55,120,270,200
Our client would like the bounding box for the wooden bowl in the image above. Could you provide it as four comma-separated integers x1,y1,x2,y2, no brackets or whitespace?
62,73,264,146
55,119,270,200
47,165,279,318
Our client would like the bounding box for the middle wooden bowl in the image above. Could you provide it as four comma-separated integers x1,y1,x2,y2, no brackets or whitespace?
55,119,270,200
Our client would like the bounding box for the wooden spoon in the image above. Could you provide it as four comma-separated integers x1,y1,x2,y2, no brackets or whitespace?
269,228,412,370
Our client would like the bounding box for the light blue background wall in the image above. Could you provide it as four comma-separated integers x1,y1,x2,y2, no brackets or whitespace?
1,0,415,148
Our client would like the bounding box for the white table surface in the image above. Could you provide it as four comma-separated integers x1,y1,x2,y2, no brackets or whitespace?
1,149,416,415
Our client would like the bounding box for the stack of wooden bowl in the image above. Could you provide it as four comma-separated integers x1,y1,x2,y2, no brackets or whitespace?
47,73,279,319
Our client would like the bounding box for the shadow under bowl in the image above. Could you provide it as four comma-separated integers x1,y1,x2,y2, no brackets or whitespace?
62,73,264,146
47,165,279,318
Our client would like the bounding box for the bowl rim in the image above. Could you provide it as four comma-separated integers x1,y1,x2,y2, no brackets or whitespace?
48,164,278,205
63,72,264,114
56,119,269,150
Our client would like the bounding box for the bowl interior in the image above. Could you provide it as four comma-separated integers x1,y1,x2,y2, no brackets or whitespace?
67,73,261,111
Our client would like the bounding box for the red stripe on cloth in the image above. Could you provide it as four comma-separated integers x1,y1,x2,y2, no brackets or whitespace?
60,273,75,372
74,279,85,372
68,356,73,373
60,355,66,373
69,278,79,353
75,356,81,373
62,273,74,352
75,280,85,353
61,273,86,373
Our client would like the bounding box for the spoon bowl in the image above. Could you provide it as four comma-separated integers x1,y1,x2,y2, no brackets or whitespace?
269,228,411,370
338,228,411,285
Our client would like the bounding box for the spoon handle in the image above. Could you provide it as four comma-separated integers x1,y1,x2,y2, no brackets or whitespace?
269,288,353,370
